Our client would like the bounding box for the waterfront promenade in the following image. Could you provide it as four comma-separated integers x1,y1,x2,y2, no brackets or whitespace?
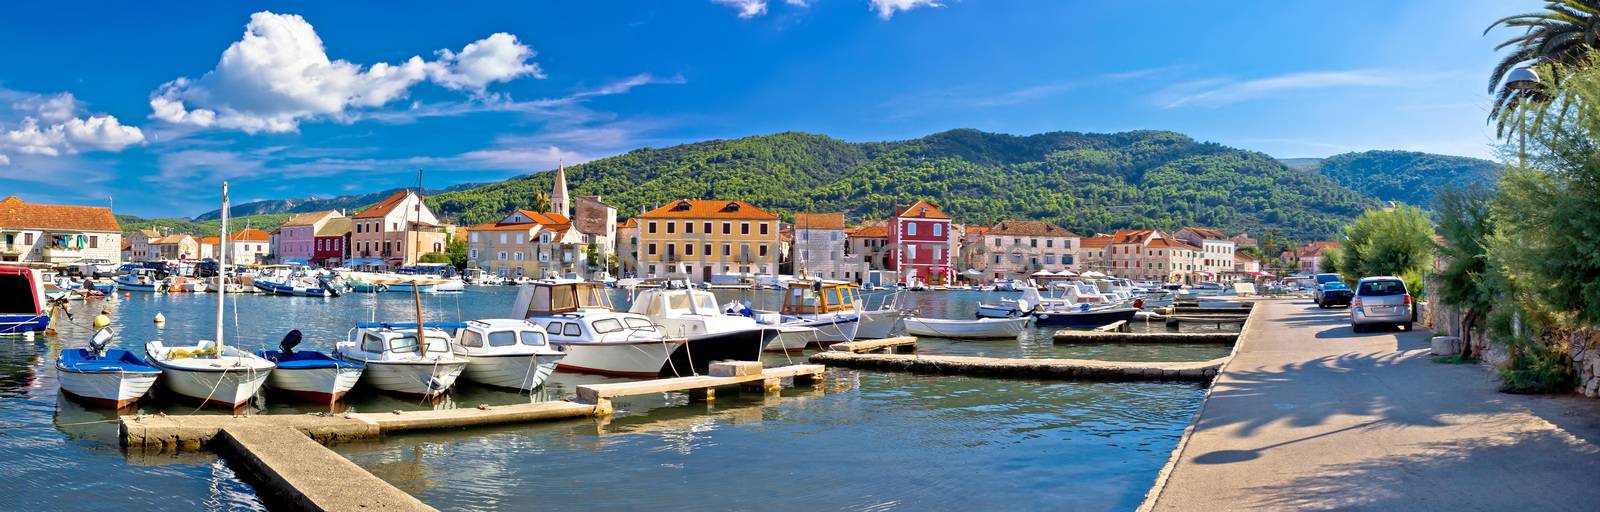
1148,299,1600,510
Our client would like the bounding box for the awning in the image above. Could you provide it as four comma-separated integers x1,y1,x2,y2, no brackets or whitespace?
283,258,310,265
347,257,385,266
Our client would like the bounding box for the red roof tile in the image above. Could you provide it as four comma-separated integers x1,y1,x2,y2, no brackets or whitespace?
231,228,270,241
794,213,846,230
354,191,413,219
0,196,120,232
987,220,1079,238
893,200,950,220
637,200,778,220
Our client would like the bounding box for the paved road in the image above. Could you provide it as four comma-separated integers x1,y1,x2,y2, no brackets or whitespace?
1148,299,1600,511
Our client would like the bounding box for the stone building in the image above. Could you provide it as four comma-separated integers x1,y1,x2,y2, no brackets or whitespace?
0,196,122,266
635,199,780,283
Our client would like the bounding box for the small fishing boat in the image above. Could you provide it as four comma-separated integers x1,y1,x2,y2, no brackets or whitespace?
0,266,51,335
516,280,685,378
453,319,566,390
253,267,340,297
752,280,861,346
258,330,365,403
856,291,910,339
113,269,166,293
904,316,1029,339
336,323,470,397
629,283,775,374
144,182,276,408
763,325,823,352
56,328,161,408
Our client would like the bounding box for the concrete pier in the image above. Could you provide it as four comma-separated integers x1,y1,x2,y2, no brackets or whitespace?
809,352,1224,382
218,426,435,511
120,400,598,449
828,336,918,353
1053,329,1237,344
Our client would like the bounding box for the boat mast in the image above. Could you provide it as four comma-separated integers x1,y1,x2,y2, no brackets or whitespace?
411,169,427,356
217,181,228,353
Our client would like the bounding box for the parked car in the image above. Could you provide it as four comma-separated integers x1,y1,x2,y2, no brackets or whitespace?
1311,273,1341,302
1350,276,1414,332
73,258,117,277
1317,281,1352,308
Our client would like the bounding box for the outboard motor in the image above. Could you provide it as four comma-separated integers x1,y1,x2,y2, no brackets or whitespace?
279,330,303,356
88,327,115,357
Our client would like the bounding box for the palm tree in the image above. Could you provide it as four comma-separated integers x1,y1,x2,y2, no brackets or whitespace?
1486,1,1600,136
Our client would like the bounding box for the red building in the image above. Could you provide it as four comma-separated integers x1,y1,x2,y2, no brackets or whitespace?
886,200,954,286
312,217,352,267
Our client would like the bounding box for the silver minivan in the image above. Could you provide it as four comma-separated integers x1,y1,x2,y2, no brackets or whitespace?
1350,276,1413,332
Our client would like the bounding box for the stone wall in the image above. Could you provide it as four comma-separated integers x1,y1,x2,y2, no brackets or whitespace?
1425,279,1600,397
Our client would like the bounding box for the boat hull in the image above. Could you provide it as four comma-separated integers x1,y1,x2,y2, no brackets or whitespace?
1032,307,1139,328
784,315,859,345
384,283,438,293
554,340,681,378
253,281,334,297
661,328,774,377
267,366,364,403
461,353,564,390
150,363,272,408
856,309,906,339
358,360,467,397
0,313,49,334
56,369,159,408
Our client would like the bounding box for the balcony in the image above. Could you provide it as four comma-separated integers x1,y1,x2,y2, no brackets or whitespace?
0,244,21,256
44,247,83,262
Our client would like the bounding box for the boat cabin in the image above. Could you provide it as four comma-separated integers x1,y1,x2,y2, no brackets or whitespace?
457,319,550,352
353,325,457,356
780,280,860,316
513,281,614,317
631,285,720,318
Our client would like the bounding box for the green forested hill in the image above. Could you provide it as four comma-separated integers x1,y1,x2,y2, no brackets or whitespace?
118,214,294,236
1309,150,1500,208
429,129,1376,239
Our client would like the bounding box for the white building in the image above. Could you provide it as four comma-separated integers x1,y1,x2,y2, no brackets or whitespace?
1175,227,1238,282
0,196,122,266
792,213,866,282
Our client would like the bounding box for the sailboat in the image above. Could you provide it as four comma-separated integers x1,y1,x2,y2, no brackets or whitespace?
145,182,276,408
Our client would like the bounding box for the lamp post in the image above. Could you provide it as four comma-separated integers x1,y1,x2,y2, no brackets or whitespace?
1504,66,1541,164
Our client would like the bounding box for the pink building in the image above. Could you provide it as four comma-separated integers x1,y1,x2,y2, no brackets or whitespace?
276,210,343,264
886,200,954,286
349,190,447,269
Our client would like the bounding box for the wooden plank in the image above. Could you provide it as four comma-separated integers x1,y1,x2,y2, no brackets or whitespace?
349,401,599,432
1094,320,1129,332
575,364,824,404
828,336,918,353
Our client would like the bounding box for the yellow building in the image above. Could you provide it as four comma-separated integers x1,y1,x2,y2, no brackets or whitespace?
635,199,780,283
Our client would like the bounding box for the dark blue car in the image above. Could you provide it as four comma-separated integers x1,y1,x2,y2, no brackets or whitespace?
1317,281,1353,308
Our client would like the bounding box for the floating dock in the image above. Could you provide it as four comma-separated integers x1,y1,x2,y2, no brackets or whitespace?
576,361,825,415
1053,329,1238,344
809,352,1225,382
217,425,436,512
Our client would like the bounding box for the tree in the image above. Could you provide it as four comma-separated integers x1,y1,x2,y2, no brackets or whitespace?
1434,184,1498,358
1318,247,1343,276
584,242,604,277
1337,204,1434,297
1486,0,1600,137
418,252,451,264
445,237,469,270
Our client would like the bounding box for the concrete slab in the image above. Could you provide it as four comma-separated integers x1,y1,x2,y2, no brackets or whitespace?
218,425,435,511
808,351,1223,382
1145,299,1600,511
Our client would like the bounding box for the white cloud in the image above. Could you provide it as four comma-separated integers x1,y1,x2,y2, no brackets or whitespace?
786,0,811,6
870,0,941,19
0,154,8,166
149,11,542,133
1155,70,1420,109
0,90,146,161
713,0,768,18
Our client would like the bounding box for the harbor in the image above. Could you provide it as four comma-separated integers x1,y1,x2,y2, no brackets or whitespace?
8,286,1227,510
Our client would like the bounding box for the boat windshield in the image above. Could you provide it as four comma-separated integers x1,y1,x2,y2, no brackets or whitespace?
624,317,660,333
389,334,453,354
577,285,612,309
518,330,547,346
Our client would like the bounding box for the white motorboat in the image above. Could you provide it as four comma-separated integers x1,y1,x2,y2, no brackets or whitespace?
856,291,910,339
114,269,166,292
453,319,566,390
253,266,340,297
463,268,506,286
763,325,823,352
56,328,161,408
515,280,685,378
144,182,276,409
336,323,470,397
752,280,861,346
904,316,1029,339
258,330,364,403
629,283,774,374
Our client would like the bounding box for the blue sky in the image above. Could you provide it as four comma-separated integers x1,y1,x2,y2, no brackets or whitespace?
0,0,1535,217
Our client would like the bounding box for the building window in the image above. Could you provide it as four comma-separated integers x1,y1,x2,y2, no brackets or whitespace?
758,244,768,257
908,223,916,236
722,222,731,235
89,236,98,249
1046,239,1053,248
909,245,917,259
667,222,676,234
933,223,942,236
469,249,478,258
648,221,658,234
685,222,694,234
514,251,524,261
994,239,1001,248
648,243,658,256
685,243,694,256
703,243,711,256
723,244,731,256
741,222,750,235
498,251,508,260
1030,239,1037,248
759,223,769,235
